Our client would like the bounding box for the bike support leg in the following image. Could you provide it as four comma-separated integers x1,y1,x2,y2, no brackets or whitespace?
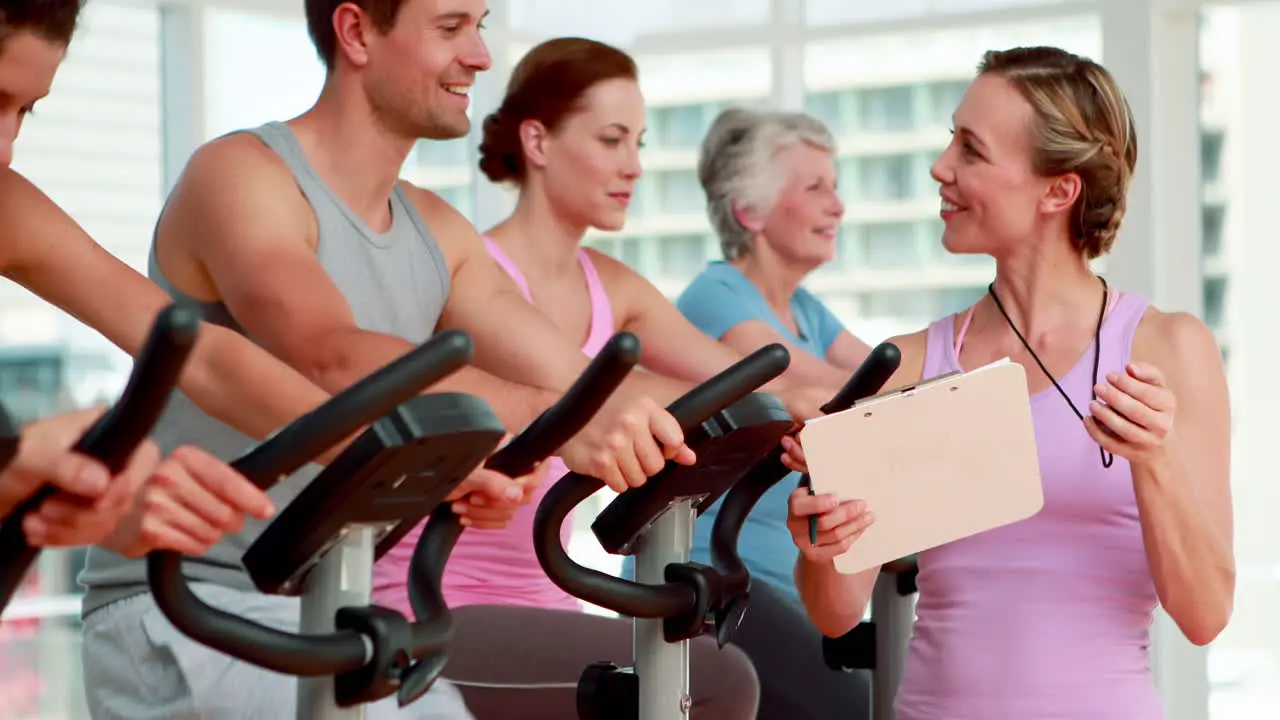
870,573,914,720
298,526,376,720
633,501,695,720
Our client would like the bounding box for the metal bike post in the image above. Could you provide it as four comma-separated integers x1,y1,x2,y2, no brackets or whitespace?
633,501,695,720
871,573,914,720
297,526,376,720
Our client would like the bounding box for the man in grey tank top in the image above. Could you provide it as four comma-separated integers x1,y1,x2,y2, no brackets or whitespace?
79,2,698,719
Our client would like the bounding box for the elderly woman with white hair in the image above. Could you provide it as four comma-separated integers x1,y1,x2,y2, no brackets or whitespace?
674,107,875,719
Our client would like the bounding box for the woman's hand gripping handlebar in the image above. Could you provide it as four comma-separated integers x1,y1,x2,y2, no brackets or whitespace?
532,343,792,621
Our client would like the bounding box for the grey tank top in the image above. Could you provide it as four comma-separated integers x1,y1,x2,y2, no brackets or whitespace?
79,121,452,616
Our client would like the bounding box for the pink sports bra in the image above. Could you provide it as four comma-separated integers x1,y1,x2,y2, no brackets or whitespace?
369,236,616,614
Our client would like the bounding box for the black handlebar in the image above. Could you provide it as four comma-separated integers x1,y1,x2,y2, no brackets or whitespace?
709,342,903,584
494,332,643,477
399,332,643,703
146,330,475,677
533,343,792,619
819,342,904,416
0,303,202,611
231,330,474,488
665,344,790,427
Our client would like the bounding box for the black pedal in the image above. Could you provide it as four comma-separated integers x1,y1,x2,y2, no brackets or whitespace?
898,568,919,596
592,393,794,556
883,555,920,596
714,593,749,649
577,662,638,720
243,393,505,595
823,621,876,671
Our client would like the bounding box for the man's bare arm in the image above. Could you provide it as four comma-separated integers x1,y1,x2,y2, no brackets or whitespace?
406,193,707,410
0,168,352,461
406,187,704,414
407,187,599,393
157,137,559,432
397,185,695,487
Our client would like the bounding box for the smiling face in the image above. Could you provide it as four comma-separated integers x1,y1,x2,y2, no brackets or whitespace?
355,0,493,140
0,31,66,167
930,69,1104,261
530,77,645,232
755,142,844,266
929,72,1067,257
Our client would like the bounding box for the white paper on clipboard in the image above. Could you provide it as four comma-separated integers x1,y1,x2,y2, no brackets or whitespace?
799,359,1045,575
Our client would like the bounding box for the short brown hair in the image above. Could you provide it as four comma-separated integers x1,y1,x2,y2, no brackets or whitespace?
304,0,407,71
0,0,84,53
479,37,637,185
979,46,1138,259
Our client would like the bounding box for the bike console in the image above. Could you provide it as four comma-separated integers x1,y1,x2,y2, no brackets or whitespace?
241,392,505,596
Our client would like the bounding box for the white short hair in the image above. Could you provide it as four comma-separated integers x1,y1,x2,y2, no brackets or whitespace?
698,107,837,260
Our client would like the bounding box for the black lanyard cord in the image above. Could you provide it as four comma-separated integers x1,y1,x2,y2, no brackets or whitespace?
987,275,1114,469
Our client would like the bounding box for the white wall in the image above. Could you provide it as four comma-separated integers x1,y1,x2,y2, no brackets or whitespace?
1216,1,1280,700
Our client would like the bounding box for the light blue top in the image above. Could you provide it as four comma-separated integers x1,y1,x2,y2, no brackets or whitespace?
624,261,844,601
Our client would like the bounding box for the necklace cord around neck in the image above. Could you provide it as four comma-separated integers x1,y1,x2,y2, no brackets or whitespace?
986,275,1114,469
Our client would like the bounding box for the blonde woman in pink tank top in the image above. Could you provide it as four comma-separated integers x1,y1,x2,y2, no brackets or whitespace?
781,47,1235,719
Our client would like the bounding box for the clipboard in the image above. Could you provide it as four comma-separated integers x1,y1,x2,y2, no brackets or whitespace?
799,359,1044,575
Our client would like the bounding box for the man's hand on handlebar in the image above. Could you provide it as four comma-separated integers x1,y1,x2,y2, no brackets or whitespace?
558,388,695,494
2,408,151,547
99,446,276,558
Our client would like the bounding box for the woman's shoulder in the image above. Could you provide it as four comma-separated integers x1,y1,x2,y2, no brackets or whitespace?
581,245,645,293
580,245,624,272
789,282,830,311
1132,304,1221,370
678,260,736,285
877,329,930,387
887,328,931,350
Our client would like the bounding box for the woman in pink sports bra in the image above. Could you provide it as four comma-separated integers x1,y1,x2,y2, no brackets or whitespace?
782,47,1235,719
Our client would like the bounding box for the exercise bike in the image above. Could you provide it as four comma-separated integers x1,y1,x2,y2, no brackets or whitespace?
533,341,902,719
149,330,643,719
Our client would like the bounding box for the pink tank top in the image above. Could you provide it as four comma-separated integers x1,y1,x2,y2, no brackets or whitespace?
370,238,615,614
894,291,1163,720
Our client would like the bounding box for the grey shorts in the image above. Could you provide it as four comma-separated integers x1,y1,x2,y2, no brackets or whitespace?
81,582,473,720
